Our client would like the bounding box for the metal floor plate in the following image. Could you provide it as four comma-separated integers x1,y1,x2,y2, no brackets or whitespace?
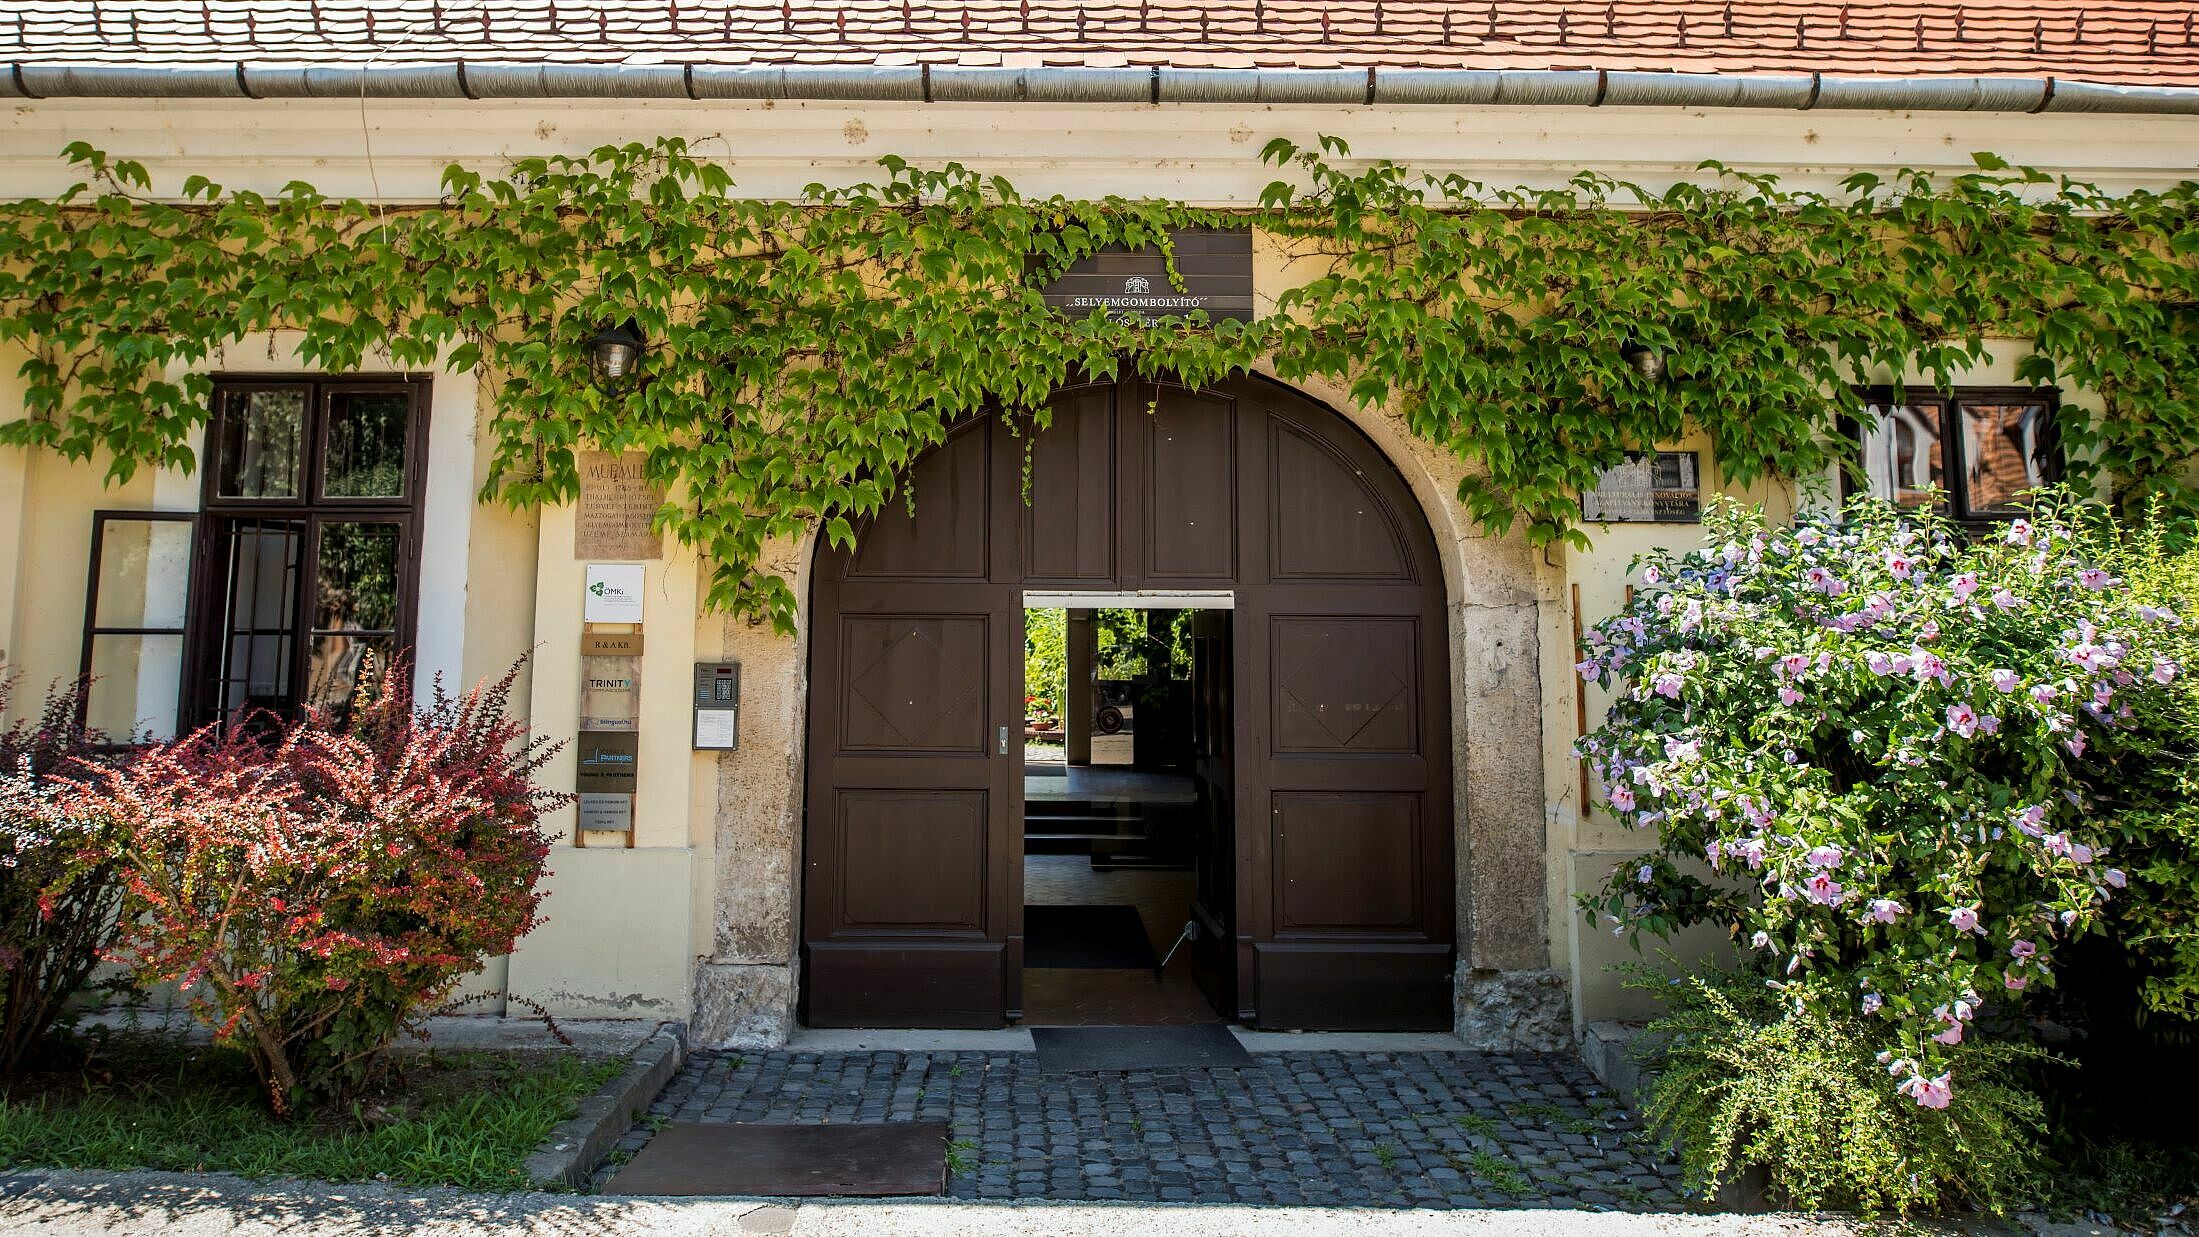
603,1121,948,1197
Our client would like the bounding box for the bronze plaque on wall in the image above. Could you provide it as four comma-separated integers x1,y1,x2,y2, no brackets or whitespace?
574,451,666,560
1038,227,1253,323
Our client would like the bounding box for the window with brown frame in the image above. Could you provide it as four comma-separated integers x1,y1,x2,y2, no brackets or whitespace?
179,376,431,729
1841,387,2061,523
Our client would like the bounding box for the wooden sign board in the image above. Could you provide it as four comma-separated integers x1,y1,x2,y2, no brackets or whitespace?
581,630,645,657
1037,228,1253,323
575,451,665,560
1582,451,1702,524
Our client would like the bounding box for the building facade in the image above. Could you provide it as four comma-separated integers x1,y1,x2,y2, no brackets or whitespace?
3,1,2195,1049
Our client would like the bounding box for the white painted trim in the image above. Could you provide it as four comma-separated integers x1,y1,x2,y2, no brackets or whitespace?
7,100,2199,204
410,369,475,700
1023,590,1235,610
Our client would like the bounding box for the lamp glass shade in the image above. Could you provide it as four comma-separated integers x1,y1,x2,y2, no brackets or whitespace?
589,320,646,386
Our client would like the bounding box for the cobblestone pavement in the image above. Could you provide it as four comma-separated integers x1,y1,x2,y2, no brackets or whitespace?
602,1050,1689,1210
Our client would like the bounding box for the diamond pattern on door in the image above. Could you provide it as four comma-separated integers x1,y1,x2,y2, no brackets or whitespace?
1272,617,1417,753
842,616,986,752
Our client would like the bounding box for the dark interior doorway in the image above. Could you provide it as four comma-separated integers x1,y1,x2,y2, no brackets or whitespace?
1020,605,1233,1025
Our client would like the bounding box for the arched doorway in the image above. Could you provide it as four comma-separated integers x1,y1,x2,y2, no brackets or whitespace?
801,374,1455,1029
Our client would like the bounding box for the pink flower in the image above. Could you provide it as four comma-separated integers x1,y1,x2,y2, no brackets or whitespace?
1948,905,1981,933
2005,974,2029,991
1778,687,1804,706
1803,873,1847,906
2006,519,2034,547
1945,702,1980,738
1989,669,2020,693
1806,845,1845,869
1950,572,1980,600
1934,1022,1965,1046
1608,785,1636,812
2154,659,2180,685
2010,939,2037,961
2066,733,2088,758
1904,1072,1953,1109
1653,673,1683,700
1861,992,1884,1015
1779,653,1810,678
1575,659,1599,681
2105,868,2128,889
1992,588,2022,610
1864,898,1904,924
2014,804,2048,836
1885,552,1914,580
2077,568,2116,591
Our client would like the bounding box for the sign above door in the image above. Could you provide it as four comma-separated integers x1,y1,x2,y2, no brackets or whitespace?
1036,227,1253,324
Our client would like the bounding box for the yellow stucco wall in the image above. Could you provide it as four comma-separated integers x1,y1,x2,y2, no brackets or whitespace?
0,240,2122,1037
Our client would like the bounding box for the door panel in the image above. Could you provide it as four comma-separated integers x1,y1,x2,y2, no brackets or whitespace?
804,416,1020,1028
1025,386,1116,584
1142,387,1236,583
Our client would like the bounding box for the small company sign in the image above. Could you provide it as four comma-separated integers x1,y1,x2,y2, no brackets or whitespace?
575,730,639,794
1038,227,1253,323
583,563,646,623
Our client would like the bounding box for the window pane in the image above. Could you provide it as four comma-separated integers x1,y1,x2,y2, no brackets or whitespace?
305,634,393,716
85,633,184,741
1856,403,1948,514
322,392,412,498
315,522,402,632
1960,401,2048,516
92,518,192,629
214,519,305,722
215,389,306,499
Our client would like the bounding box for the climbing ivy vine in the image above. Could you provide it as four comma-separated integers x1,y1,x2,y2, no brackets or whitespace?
3,135,2198,630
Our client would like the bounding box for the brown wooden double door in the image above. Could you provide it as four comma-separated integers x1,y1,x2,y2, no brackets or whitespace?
803,375,1455,1029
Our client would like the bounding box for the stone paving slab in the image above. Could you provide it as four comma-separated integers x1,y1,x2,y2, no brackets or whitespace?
603,1049,1689,1210
0,1169,1894,1236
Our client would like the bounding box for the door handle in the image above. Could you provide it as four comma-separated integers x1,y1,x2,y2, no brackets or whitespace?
998,724,1010,756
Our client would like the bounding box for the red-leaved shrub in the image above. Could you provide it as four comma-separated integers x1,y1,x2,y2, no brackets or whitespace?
43,662,563,1113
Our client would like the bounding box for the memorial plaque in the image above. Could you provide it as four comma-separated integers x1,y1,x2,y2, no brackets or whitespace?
576,730,639,794
1037,227,1253,323
575,451,665,560
1582,451,1702,524
581,656,641,731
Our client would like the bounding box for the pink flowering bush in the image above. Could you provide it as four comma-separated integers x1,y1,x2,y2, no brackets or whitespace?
1577,492,2193,1116
38,663,562,1114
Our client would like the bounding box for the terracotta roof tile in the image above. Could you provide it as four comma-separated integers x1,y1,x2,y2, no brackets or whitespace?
9,2,2199,86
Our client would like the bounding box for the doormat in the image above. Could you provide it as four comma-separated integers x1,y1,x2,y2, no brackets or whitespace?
1024,904,1159,970
603,1121,949,1197
1031,1023,1253,1073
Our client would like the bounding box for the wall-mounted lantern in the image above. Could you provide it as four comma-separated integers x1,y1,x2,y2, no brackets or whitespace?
589,319,647,390
1619,339,1666,381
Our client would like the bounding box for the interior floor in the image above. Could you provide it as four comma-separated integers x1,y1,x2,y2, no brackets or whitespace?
1021,854,1217,1026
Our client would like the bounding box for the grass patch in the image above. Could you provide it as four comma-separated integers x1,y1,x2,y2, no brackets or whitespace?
1452,1148,1531,1194
0,1033,620,1190
1450,1111,1498,1138
945,1137,979,1176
